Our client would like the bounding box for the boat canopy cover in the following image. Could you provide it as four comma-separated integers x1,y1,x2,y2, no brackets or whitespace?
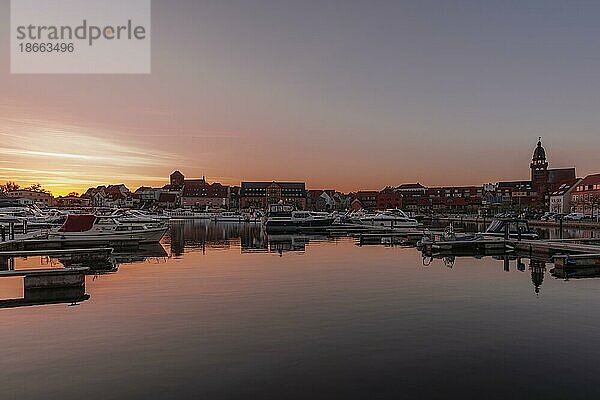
485,219,530,234
58,214,96,232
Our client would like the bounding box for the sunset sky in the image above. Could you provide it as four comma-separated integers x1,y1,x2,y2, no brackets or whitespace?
1,0,600,196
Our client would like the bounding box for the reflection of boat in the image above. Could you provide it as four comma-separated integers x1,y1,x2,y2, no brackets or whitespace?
264,233,329,254
551,265,600,279
49,215,167,244
268,234,309,253
112,243,169,263
264,204,335,233
48,244,168,273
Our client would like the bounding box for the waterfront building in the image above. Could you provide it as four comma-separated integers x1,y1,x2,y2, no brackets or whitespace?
395,183,427,211
229,186,241,210
496,181,536,207
476,139,576,212
376,187,402,210
307,190,335,211
181,178,229,208
134,186,166,205
162,171,229,209
531,138,549,196
570,174,600,216
170,170,185,189
426,186,482,199
435,186,482,212
54,195,90,208
240,182,307,209
549,179,581,214
307,190,347,212
82,184,132,208
529,138,576,207
417,192,482,214
350,191,378,210
158,192,178,209
5,190,53,206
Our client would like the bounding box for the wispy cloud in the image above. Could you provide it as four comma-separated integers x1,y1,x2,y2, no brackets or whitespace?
0,109,184,194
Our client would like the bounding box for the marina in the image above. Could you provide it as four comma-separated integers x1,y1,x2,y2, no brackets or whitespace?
4,0,600,397
3,220,600,399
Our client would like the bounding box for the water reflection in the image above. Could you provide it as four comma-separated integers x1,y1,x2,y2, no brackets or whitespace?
167,220,263,255
2,220,600,308
0,244,170,308
421,252,600,295
4,222,600,399
167,220,330,256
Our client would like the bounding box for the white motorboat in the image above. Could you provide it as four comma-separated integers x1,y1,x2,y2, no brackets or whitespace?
348,209,419,229
110,209,169,226
265,204,335,232
0,202,65,227
49,214,167,244
211,211,248,223
211,211,263,223
165,208,218,220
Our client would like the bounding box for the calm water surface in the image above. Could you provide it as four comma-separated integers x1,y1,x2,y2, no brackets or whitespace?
2,221,600,399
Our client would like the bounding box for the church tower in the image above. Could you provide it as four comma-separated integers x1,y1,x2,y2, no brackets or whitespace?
530,137,548,197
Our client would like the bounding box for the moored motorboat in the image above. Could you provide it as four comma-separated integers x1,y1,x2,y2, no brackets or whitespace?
211,211,249,223
264,204,335,233
164,208,219,220
110,209,169,227
0,201,65,228
482,218,539,239
211,210,263,223
345,208,419,229
49,214,167,244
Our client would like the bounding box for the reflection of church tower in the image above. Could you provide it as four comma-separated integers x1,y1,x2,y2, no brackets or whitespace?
530,138,549,200
529,259,546,295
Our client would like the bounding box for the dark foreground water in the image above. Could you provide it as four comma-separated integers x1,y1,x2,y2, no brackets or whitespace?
2,221,600,399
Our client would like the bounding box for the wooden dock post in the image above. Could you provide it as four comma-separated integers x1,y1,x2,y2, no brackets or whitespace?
559,217,564,240
0,256,8,271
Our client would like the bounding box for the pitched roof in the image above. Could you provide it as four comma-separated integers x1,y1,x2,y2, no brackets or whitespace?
182,180,228,197
549,179,580,196
497,181,532,189
241,181,306,189
159,193,177,203
579,173,600,186
548,168,576,184
396,183,426,190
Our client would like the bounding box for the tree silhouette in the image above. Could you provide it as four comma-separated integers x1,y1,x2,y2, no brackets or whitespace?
0,181,20,192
